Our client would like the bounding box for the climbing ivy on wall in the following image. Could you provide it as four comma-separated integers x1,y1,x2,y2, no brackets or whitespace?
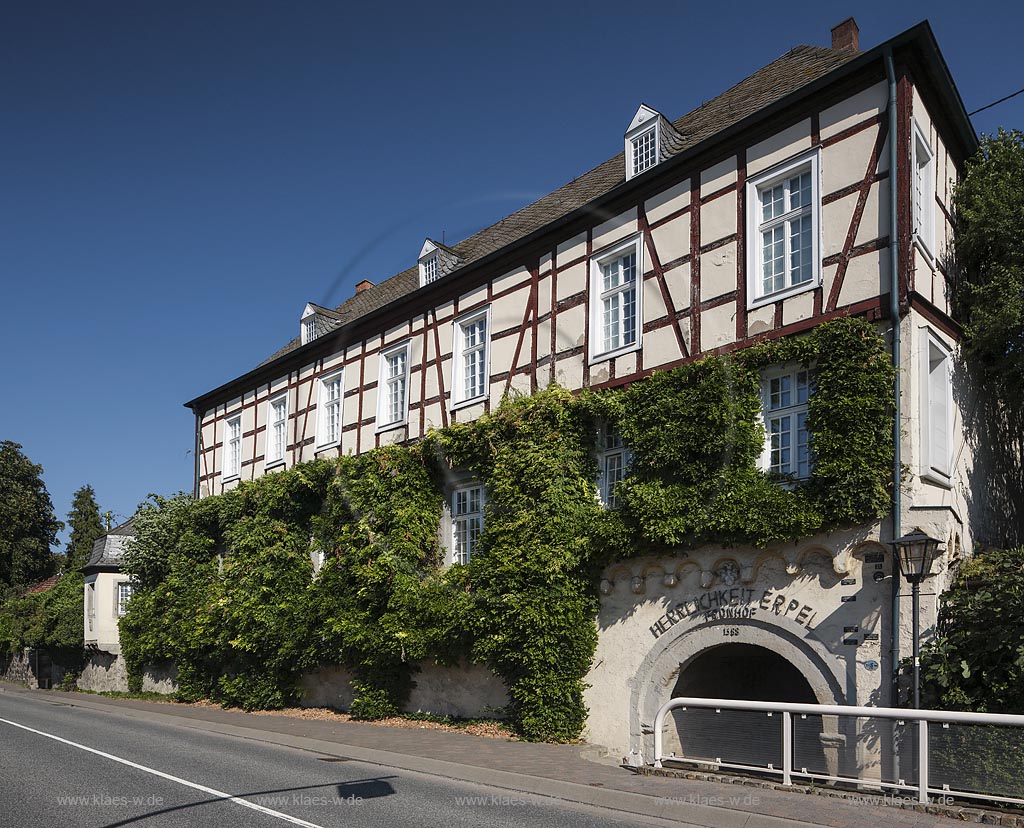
120,316,895,741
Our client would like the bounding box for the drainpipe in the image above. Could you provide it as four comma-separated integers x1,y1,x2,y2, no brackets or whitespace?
884,48,903,710
190,405,199,497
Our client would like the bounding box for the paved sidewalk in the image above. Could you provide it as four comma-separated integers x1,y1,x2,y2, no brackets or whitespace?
0,683,996,828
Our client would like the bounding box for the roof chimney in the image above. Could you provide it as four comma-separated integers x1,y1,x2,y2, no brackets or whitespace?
831,17,859,52
355,279,374,294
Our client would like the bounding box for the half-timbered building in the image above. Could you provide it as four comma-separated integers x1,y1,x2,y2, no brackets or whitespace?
184,19,983,761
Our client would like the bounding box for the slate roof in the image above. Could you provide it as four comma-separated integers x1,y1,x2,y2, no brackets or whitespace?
83,518,136,573
255,43,861,370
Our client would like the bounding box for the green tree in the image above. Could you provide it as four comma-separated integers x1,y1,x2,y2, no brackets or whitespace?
919,547,1024,792
950,129,1024,400
0,441,61,590
65,485,105,572
950,129,1024,547
921,547,1024,712
0,479,98,672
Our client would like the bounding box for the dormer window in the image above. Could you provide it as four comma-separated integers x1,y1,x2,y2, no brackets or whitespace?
624,104,684,181
423,252,439,284
299,302,343,344
418,238,463,287
625,104,661,180
631,126,658,176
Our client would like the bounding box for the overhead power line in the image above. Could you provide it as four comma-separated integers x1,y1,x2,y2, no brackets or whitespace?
968,86,1024,117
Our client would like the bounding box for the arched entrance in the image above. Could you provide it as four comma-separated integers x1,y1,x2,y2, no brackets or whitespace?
632,619,847,770
673,643,818,702
667,643,826,770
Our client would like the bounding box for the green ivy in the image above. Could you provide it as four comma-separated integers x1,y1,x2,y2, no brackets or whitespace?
119,316,895,740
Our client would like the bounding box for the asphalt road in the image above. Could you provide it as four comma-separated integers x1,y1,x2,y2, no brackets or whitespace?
0,692,680,828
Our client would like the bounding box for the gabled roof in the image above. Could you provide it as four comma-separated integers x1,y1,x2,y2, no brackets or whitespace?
186,21,976,412
24,574,62,595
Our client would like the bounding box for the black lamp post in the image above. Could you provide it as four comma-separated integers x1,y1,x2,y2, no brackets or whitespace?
891,528,942,708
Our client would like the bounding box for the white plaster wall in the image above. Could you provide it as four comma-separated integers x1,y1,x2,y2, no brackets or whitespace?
583,528,895,756
556,261,586,303
899,309,976,553
819,81,887,141
492,265,531,295
747,119,812,176
822,125,888,195
84,572,130,655
699,301,736,353
645,180,690,225
699,192,735,248
556,231,587,266
700,156,737,193
910,87,957,315
593,208,637,253
700,242,737,302
650,216,688,265
663,262,690,313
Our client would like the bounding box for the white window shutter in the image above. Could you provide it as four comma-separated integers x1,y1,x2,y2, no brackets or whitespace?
928,347,950,476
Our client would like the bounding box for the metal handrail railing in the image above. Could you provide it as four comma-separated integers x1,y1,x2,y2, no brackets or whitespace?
652,697,1024,805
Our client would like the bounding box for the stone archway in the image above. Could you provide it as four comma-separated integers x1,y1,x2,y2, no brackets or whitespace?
667,643,826,770
631,618,847,769
673,642,819,702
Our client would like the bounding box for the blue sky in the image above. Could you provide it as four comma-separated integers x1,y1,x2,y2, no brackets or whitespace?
3,0,1022,545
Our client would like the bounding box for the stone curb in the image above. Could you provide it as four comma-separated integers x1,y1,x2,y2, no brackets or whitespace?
638,765,1024,825
3,685,822,828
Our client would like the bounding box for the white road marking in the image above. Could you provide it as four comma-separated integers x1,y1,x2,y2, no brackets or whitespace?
0,715,326,828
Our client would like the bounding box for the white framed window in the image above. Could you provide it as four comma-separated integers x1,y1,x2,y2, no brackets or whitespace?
86,582,95,632
452,308,490,407
377,342,410,429
761,368,813,479
223,414,242,480
624,104,663,180
920,329,952,482
912,123,936,260
630,127,659,177
302,316,316,345
316,370,344,449
590,235,643,362
265,394,288,466
117,582,133,617
451,484,484,565
746,150,821,308
597,424,630,508
422,253,439,284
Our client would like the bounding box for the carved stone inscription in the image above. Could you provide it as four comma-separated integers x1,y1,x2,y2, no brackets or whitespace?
649,588,818,639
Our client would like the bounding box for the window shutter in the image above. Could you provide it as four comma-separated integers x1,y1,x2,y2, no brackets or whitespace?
928,345,950,476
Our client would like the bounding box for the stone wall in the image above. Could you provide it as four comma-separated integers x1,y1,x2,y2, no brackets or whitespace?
77,652,177,695
0,648,66,689
0,650,33,686
300,661,509,719
299,665,356,710
406,662,508,719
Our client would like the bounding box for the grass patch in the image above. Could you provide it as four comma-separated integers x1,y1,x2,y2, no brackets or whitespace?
72,688,178,703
